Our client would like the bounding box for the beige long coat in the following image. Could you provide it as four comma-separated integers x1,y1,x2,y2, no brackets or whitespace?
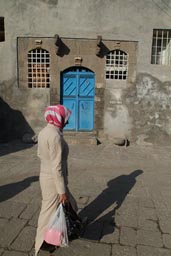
35,123,77,256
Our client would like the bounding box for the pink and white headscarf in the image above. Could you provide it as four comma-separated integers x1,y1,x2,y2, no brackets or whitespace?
44,104,71,129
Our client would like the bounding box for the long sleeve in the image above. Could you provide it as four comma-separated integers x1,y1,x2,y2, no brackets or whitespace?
48,134,66,195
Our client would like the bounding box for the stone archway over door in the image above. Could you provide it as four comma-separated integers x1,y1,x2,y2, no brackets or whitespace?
61,67,95,131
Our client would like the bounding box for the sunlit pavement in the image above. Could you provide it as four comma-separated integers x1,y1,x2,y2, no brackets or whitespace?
0,141,171,256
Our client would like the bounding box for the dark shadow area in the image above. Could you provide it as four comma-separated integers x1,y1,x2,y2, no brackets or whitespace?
0,97,35,156
0,141,35,157
79,169,143,240
0,17,5,42
0,176,39,202
96,42,110,58
56,41,70,57
55,34,70,57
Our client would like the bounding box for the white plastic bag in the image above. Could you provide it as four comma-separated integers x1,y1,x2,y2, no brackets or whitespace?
44,203,69,247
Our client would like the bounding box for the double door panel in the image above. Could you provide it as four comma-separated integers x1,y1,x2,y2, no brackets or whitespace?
61,70,95,131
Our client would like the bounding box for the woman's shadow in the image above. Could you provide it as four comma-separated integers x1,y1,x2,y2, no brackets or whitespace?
0,176,39,202
79,169,143,240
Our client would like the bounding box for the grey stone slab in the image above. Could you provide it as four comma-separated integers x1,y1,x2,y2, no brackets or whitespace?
163,234,171,249
112,244,137,256
129,187,149,197
81,221,103,241
52,239,111,256
2,251,28,256
115,213,138,229
0,218,27,247
156,206,171,220
159,218,171,233
137,229,163,248
163,196,171,211
76,196,89,206
138,217,158,231
156,207,171,219
100,224,119,244
11,226,36,252
0,201,26,218
138,207,158,221
117,205,138,216
93,205,116,223
11,188,37,204
137,245,171,256
138,198,155,208
117,195,139,209
29,209,40,227
120,227,137,247
20,203,40,220
0,248,4,255
120,202,139,212
80,195,110,221
28,193,41,206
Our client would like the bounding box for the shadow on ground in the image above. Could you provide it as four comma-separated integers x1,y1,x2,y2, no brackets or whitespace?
0,97,35,156
79,169,143,240
0,176,39,202
0,141,35,157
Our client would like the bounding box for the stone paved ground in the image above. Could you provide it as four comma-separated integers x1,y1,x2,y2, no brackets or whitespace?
0,141,171,255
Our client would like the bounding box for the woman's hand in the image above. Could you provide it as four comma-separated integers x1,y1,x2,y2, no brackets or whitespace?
59,193,68,204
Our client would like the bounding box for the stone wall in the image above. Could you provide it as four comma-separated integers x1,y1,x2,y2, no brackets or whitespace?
0,0,171,145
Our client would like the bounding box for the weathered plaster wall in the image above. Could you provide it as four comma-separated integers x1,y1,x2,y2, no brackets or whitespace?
0,80,49,141
1,0,171,81
124,74,171,145
104,72,171,145
103,40,137,141
104,86,133,140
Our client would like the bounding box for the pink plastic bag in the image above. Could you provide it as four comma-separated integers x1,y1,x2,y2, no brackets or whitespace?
44,228,63,246
44,203,68,247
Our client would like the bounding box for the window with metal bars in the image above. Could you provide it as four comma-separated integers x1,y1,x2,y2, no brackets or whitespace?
27,48,50,88
151,29,171,65
105,49,128,80
0,17,5,42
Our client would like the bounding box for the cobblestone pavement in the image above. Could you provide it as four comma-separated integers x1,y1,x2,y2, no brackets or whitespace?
0,141,171,256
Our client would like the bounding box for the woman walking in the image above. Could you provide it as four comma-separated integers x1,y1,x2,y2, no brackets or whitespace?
35,104,77,255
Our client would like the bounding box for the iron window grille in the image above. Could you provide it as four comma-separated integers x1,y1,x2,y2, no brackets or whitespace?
105,49,128,80
27,48,50,88
151,29,171,65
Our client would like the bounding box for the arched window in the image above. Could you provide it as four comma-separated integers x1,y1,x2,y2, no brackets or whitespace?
27,48,50,88
105,49,128,80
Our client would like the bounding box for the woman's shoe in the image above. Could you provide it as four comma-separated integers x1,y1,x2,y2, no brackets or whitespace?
40,241,56,253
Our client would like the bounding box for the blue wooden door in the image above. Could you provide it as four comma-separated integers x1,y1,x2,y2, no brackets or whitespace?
61,67,95,131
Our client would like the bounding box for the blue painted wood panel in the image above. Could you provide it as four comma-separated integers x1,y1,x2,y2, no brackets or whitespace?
61,68,95,131
63,75,77,96
79,75,94,97
79,100,94,130
63,99,76,130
